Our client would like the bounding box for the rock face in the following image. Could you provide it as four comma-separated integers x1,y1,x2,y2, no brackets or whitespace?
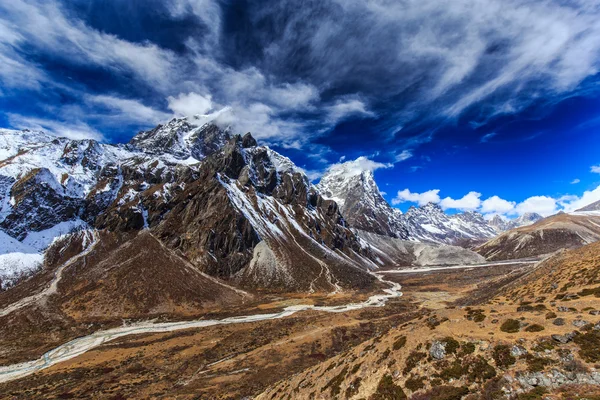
356,230,486,268
401,203,497,244
575,199,600,212
429,341,446,360
128,118,231,160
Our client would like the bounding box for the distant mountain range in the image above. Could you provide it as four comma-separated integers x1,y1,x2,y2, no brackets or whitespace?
317,160,539,245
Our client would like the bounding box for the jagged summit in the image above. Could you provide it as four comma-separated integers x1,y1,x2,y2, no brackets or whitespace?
317,161,407,238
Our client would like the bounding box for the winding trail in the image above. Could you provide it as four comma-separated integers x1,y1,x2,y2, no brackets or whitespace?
0,231,98,318
0,271,401,384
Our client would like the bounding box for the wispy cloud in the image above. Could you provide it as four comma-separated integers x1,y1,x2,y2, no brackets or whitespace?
393,150,413,163
480,132,497,143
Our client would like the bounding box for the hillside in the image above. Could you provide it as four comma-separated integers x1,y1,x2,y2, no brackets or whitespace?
477,212,600,260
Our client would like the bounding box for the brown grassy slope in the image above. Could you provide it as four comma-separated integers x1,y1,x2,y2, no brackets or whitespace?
496,240,600,304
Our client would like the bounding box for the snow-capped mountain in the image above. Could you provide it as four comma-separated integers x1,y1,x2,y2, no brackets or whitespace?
0,120,377,292
316,161,408,239
401,203,497,244
488,212,543,232
317,160,497,244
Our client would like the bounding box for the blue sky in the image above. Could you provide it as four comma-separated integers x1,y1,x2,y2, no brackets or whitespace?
1,0,600,218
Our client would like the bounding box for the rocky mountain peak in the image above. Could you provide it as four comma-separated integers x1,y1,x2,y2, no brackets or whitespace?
317,161,407,238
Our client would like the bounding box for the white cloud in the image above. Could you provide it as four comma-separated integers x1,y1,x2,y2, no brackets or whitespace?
0,1,177,90
393,183,600,218
392,189,440,206
480,195,516,215
8,114,104,141
571,178,581,184
439,191,482,211
515,196,557,217
326,98,375,124
167,92,214,118
326,156,392,179
394,150,413,163
591,165,600,174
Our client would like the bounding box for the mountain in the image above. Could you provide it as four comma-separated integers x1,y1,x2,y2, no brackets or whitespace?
488,212,543,232
477,212,600,260
316,162,408,238
0,121,378,294
357,230,486,267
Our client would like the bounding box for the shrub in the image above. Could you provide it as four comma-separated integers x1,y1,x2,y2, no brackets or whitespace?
573,331,600,363
466,356,497,382
532,339,555,352
404,376,425,392
350,362,362,374
371,375,407,400
466,309,486,322
410,385,469,400
437,360,465,381
459,342,476,356
518,387,547,400
545,312,557,319
492,345,516,368
443,337,460,354
578,286,600,297
403,351,427,374
524,354,551,372
377,349,392,364
321,366,348,397
525,324,545,333
345,377,361,398
393,336,407,351
500,319,520,333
